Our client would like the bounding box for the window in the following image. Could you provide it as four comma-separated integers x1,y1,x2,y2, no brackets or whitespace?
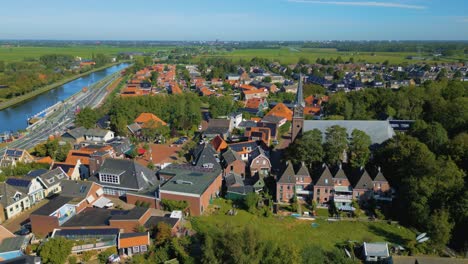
324,198,328,201
140,245,147,252
325,189,328,193
100,174,120,184
325,179,328,184
262,160,266,165
256,160,259,164
317,189,320,194
133,246,140,253
230,165,233,171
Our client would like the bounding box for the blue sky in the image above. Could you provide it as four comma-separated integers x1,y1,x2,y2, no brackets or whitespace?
1,0,467,40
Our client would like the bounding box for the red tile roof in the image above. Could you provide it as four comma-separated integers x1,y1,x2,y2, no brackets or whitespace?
266,103,293,121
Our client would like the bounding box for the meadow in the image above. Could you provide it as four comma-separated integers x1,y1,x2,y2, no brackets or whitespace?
195,47,464,65
0,45,174,62
191,199,416,251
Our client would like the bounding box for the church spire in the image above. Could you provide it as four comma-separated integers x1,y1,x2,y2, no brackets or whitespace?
295,74,305,108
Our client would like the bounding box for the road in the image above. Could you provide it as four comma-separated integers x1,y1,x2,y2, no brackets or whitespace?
0,72,121,153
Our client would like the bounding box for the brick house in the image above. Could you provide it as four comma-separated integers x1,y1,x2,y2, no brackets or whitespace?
313,164,335,205
276,162,312,203
221,148,246,177
248,146,271,177
158,164,222,216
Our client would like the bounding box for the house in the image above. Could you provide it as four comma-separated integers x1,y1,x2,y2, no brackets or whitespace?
158,164,223,216
5,178,44,206
51,228,119,254
265,103,293,121
229,112,243,129
242,88,269,100
221,148,246,177
144,214,181,236
0,235,29,262
313,164,335,205
243,98,268,116
276,162,313,203
228,141,261,161
135,144,182,170
127,113,167,137
211,135,228,153
362,242,390,262
192,144,222,171
0,149,34,168
245,127,271,146
30,180,105,236
203,119,231,139
118,232,150,256
34,167,68,197
259,115,287,139
0,183,31,222
61,127,87,143
351,167,375,202
248,146,271,177
84,128,115,143
91,159,158,197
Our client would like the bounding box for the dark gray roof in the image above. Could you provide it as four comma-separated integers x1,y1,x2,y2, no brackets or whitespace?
373,169,388,182
127,123,142,134
261,115,285,124
0,236,27,253
144,216,179,229
277,162,296,184
333,165,348,180
228,141,259,153
60,207,111,227
0,183,27,208
120,232,148,239
32,196,74,216
315,165,334,187
110,207,148,220
303,120,395,144
4,149,24,158
85,128,112,137
354,169,374,189
296,162,310,177
60,180,94,198
208,119,230,128
203,127,229,137
37,168,67,188
107,137,132,156
192,144,221,170
26,169,49,178
221,148,242,167
248,146,268,162
225,173,244,187
238,120,258,128
227,186,255,195
159,164,221,195
0,255,41,264
64,127,87,139
92,159,158,191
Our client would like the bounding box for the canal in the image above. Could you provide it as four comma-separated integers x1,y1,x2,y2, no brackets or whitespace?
0,63,129,133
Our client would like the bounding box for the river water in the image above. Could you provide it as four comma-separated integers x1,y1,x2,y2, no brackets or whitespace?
0,63,129,133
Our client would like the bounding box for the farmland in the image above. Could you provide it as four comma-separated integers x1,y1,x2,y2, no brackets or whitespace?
0,45,174,62
194,47,465,64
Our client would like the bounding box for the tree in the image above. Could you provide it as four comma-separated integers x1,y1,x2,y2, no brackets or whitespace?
154,222,172,246
349,129,371,168
98,247,117,264
38,237,73,264
75,107,98,129
303,84,326,97
427,209,453,250
81,250,96,262
151,71,159,87
263,76,272,83
286,129,324,167
324,126,348,165
244,192,260,213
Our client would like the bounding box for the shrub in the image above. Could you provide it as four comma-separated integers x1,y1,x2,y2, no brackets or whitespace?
161,199,188,211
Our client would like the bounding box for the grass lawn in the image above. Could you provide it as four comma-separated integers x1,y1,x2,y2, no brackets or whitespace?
194,47,465,65
191,199,415,251
0,45,174,62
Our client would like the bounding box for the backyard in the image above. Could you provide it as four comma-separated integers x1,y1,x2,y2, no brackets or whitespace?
191,199,416,251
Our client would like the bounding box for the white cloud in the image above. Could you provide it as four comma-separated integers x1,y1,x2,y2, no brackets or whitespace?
287,0,427,10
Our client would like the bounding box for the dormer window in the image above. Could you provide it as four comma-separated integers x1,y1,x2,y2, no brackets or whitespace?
100,173,120,184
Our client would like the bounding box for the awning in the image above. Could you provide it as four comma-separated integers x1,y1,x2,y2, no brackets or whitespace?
93,196,112,208
338,205,355,211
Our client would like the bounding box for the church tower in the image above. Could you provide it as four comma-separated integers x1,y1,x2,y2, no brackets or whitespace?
291,74,305,142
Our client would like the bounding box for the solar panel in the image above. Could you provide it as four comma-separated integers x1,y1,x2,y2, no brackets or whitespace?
6,178,30,187
79,185,87,193
110,210,128,216
55,228,119,237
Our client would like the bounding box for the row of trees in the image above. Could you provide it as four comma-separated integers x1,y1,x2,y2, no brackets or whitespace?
286,126,371,169
325,80,467,136
108,93,202,135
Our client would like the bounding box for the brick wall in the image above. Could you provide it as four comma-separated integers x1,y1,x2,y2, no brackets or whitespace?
224,160,246,177
276,183,295,202
199,174,222,214
126,193,157,209
313,186,333,204
160,192,200,216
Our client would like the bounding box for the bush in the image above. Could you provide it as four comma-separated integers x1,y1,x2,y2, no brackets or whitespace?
161,199,188,211
81,250,96,262
98,247,117,263
68,256,77,264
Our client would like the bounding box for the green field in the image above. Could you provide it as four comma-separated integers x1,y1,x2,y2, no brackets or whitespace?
0,45,174,62
191,199,415,251
195,47,465,64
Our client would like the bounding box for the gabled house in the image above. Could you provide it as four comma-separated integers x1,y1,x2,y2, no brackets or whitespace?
265,103,293,121
127,113,167,137
0,183,31,222
203,119,231,139
192,144,222,171
211,135,228,153
5,178,44,206
248,146,271,177
91,159,158,197
313,164,335,205
221,148,246,177
35,167,68,197
118,232,150,256
276,162,313,203
352,168,374,202
228,141,261,161
0,149,34,168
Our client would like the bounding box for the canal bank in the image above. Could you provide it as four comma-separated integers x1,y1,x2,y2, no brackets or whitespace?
0,61,130,111
0,63,130,133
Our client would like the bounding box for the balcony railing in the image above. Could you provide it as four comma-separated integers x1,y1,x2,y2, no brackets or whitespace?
71,240,116,253
333,194,353,202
